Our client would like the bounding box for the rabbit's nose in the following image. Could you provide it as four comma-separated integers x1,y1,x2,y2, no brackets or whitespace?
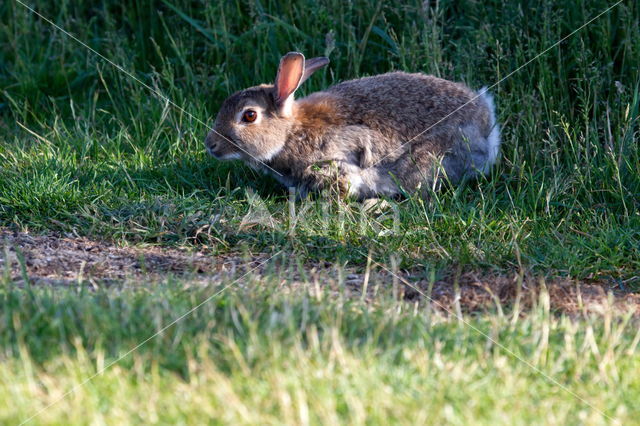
205,131,218,150
206,143,218,156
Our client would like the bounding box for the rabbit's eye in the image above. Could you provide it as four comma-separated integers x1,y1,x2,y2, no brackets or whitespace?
242,110,258,123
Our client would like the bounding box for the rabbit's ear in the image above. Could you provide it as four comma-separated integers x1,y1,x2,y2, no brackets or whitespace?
300,57,329,85
275,52,305,116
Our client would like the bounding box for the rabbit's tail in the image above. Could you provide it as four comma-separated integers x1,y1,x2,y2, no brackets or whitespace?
477,87,501,171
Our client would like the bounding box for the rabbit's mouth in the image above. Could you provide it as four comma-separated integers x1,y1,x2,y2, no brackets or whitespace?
207,145,242,161
213,150,243,161
205,131,244,160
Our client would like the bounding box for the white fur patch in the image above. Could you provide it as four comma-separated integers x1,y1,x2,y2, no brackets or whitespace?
348,174,364,196
259,145,284,162
478,87,501,173
352,166,399,199
280,95,295,117
220,152,243,160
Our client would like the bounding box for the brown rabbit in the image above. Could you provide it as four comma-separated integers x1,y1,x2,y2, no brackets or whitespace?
205,52,500,199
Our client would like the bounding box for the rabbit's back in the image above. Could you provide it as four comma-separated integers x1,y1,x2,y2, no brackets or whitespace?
326,72,492,145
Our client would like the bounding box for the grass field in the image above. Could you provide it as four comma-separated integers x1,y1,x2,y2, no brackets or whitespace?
1,0,639,424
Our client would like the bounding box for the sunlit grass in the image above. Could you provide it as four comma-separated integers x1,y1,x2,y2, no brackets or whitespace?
1,276,639,424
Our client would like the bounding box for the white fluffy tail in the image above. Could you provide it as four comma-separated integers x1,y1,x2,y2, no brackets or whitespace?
478,87,501,172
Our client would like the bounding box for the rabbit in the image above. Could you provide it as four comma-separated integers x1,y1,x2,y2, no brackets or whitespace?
205,51,500,200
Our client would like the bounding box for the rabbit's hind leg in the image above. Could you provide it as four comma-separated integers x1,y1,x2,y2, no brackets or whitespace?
330,162,386,200
390,146,445,197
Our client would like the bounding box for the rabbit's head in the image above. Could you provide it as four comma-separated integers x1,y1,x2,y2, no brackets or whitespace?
205,52,329,162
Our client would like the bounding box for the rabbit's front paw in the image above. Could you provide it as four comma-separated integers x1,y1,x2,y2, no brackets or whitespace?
307,161,350,198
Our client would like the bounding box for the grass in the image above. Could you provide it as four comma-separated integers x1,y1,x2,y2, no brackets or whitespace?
0,0,640,423
0,0,638,278
2,273,640,424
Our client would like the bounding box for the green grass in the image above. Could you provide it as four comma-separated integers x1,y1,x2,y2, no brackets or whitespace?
1,0,640,423
1,0,638,278
2,273,640,424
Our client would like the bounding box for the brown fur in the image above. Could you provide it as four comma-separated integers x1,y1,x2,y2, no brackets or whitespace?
205,52,500,199
295,94,345,131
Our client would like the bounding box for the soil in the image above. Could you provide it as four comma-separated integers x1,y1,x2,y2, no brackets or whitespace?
0,229,266,286
1,228,638,316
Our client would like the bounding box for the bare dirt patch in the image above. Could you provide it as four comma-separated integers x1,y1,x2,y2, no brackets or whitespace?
1,229,638,315
0,229,266,286
394,270,640,316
